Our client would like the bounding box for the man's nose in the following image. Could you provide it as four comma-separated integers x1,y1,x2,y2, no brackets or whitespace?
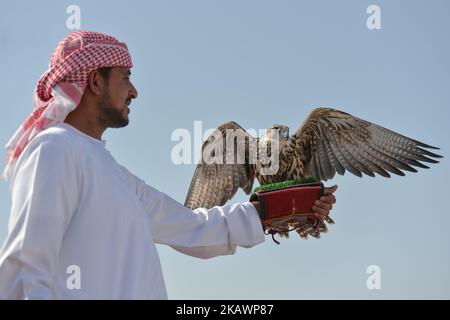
130,82,138,99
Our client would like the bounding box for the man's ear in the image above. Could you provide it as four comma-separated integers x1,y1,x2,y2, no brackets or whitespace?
87,70,106,96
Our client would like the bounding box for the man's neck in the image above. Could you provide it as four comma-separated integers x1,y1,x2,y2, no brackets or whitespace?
64,115,106,141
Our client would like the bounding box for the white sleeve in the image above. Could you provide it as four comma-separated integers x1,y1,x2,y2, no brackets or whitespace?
121,170,265,259
0,137,80,299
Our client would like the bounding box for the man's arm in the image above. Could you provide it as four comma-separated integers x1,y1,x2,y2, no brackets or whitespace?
119,167,336,258
118,167,265,259
142,184,336,256
143,185,265,259
0,137,79,299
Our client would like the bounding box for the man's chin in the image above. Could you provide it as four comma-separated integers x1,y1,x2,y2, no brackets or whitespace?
109,118,129,128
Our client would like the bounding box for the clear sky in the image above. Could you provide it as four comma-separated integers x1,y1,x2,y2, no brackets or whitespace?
0,0,449,299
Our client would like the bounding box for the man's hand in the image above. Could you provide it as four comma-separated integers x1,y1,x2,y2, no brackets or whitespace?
251,201,260,214
312,185,337,220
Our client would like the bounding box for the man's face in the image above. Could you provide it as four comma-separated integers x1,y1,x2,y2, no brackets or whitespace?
97,67,138,128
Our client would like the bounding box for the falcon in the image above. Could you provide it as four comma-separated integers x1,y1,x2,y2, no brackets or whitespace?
184,108,442,211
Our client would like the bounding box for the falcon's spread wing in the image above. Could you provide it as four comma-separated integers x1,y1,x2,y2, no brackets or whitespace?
184,121,256,209
292,108,442,181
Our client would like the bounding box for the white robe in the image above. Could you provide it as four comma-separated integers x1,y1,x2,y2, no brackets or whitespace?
0,123,264,299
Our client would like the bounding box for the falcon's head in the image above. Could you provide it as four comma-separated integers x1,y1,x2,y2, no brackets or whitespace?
268,124,289,141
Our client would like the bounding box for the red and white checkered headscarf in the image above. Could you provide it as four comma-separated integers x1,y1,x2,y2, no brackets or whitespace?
3,30,133,180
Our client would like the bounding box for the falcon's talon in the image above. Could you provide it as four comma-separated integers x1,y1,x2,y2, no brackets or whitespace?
271,233,280,245
325,217,335,224
309,231,320,239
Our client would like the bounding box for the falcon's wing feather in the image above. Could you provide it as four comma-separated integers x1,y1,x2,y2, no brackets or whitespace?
291,108,442,181
184,121,256,209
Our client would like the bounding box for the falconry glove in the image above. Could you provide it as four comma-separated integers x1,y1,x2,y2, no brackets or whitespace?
250,181,333,244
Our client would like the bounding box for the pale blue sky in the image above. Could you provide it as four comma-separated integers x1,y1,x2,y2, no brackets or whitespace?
1,0,449,299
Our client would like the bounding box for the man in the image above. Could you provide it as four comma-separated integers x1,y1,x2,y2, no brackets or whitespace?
0,31,337,299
